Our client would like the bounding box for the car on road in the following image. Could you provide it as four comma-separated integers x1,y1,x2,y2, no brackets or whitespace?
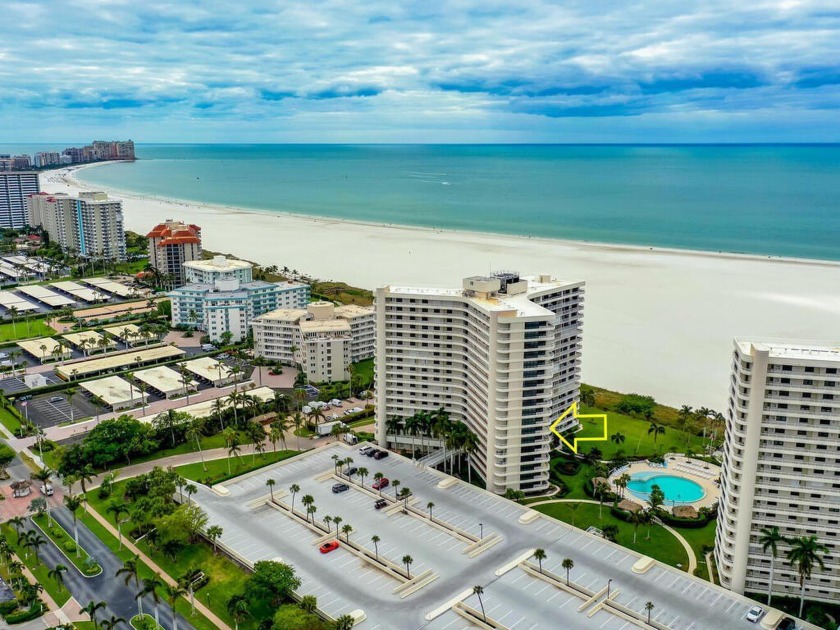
319,540,340,554
746,606,764,623
372,477,389,490
39,484,54,496
776,618,796,630
49,396,63,403
373,450,389,460
331,483,350,493
374,498,388,510
344,467,358,477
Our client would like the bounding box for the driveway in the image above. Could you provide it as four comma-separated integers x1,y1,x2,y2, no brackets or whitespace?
25,507,193,630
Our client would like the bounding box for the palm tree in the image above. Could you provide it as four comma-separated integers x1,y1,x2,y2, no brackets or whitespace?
427,501,435,521
185,483,197,505
562,558,574,585
82,600,106,629
759,526,785,606
107,501,130,550
289,484,300,515
140,574,164,630
266,478,276,501
786,534,828,617
48,564,68,592
373,472,384,496
332,516,343,537
301,494,315,522
63,494,83,557
185,417,207,472
292,412,304,450
212,398,226,432
402,555,413,579
595,480,610,519
371,535,380,561
342,523,353,544
610,432,625,448
116,555,144,617
358,467,368,488
206,525,223,554
223,428,240,475
334,614,355,630
629,509,644,544
100,615,126,630
164,582,187,630
392,479,401,501
27,532,47,565
533,548,546,574
8,516,24,537
647,422,666,450
645,601,655,624
227,593,249,630
473,585,486,622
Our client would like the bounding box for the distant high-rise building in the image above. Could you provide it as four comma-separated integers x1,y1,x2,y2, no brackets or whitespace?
34,152,62,168
147,220,202,287
375,272,585,494
0,172,40,229
716,339,840,604
27,191,126,260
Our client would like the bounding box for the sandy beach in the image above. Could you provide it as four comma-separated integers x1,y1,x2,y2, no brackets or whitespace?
40,164,840,411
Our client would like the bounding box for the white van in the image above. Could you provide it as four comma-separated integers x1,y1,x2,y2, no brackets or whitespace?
39,484,54,496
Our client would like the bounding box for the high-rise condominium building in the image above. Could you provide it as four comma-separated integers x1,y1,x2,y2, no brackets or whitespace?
147,220,202,287
252,301,375,383
375,272,585,494
27,191,126,261
716,339,840,604
1,172,40,229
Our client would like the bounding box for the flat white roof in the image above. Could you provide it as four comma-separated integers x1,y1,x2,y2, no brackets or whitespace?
184,256,251,272
51,281,103,302
16,337,71,359
134,365,199,395
81,376,145,406
16,285,75,307
0,291,39,312
83,277,134,297
102,323,141,339
176,386,274,419
56,345,186,379
737,338,840,363
62,331,116,349
183,357,234,382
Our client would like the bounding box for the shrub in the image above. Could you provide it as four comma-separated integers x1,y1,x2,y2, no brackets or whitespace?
615,393,656,416
62,541,76,554
0,599,19,615
5,602,44,624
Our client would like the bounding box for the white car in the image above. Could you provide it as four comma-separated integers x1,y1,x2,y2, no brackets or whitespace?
746,606,764,623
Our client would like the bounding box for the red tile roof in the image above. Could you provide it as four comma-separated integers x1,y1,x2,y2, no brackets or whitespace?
147,222,202,246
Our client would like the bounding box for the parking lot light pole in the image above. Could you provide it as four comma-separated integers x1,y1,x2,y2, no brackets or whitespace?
479,523,483,539
607,578,612,599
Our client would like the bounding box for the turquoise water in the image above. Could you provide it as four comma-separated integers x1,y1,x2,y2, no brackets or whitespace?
11,143,840,261
626,473,705,504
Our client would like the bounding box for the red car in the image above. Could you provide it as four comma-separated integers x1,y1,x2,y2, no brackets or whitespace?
319,540,340,554
372,477,389,490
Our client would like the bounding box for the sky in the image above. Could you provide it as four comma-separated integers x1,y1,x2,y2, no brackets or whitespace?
2,0,839,143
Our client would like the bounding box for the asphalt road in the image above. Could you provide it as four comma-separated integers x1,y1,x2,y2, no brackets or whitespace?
25,507,193,630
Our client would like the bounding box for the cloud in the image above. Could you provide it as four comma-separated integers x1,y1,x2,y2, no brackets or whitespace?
1,0,839,141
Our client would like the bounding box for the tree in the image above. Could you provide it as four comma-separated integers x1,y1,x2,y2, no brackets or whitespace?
392,479,401,501
48,564,68,592
357,467,368,488
647,422,666,450
82,600,106,629
301,494,315,522
185,417,207,472
266,478,276,501
533,548,546,574
108,501,131,550
629,509,644,544
595,480,610,519
759,526,785,606
140,574,164,630
342,523,353,543
646,485,665,540
226,593,249,630
402,555,413,579
63,494,83,557
24,531,46,565
371,535,380,561
289,484,300,515
116,555,144,617
473,585,486,622
300,595,317,613
610,432,625,447
248,561,301,606
786,535,828,618
645,601,655,624
373,472,384,496
206,525,223,554
100,615,126,630
223,428,241,475
427,501,435,521
569,502,581,527
334,614,355,630
164,582,187,630
562,557,574,586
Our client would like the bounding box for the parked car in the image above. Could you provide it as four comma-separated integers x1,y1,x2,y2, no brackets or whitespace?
344,467,358,477
373,450,389,460
776,618,796,630
0,353,8,360
359,446,372,455
746,606,764,623
319,540,340,554
331,483,350,493
49,396,63,403
39,484,54,496
372,477,389,490
364,448,378,457
374,499,388,510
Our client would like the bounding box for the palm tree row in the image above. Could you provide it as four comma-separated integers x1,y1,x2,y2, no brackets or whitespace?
759,526,828,617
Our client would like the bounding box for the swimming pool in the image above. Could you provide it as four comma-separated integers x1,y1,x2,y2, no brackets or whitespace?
626,473,705,503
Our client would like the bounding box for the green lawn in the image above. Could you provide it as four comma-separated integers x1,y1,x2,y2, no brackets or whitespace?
675,520,718,581
0,319,55,342
351,358,374,389
0,406,24,435
534,502,690,570
1,523,71,607
173,449,299,485
575,405,706,459
549,461,595,500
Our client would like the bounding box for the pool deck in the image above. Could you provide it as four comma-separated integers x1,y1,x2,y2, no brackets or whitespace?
609,455,721,511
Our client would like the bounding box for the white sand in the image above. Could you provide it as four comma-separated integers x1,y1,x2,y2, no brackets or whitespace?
40,164,840,410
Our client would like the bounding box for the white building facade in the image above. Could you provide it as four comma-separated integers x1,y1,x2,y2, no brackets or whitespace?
375,272,584,494
252,301,375,382
183,255,253,284
1,172,40,229
716,339,840,604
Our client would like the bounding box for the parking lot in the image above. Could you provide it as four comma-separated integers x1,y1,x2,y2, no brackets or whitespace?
18,391,104,428
191,444,800,630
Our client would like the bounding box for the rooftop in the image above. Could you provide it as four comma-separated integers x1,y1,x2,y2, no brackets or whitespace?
736,338,840,363
299,319,351,334
253,308,308,323
184,255,251,273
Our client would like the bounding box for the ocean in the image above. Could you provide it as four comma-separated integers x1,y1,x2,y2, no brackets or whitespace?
17,144,840,260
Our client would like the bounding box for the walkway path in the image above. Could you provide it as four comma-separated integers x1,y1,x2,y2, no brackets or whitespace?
526,498,698,574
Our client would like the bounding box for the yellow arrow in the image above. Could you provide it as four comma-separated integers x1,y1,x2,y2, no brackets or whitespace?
550,402,608,454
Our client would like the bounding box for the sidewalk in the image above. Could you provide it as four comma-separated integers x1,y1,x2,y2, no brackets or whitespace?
84,504,232,630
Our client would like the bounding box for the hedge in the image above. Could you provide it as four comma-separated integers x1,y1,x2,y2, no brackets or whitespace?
5,602,45,624
0,599,19,615
610,504,717,529
584,478,618,503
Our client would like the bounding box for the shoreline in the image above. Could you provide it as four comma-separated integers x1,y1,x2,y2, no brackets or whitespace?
39,163,840,410
67,160,840,269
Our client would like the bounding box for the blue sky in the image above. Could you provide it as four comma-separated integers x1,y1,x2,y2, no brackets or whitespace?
2,0,839,142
